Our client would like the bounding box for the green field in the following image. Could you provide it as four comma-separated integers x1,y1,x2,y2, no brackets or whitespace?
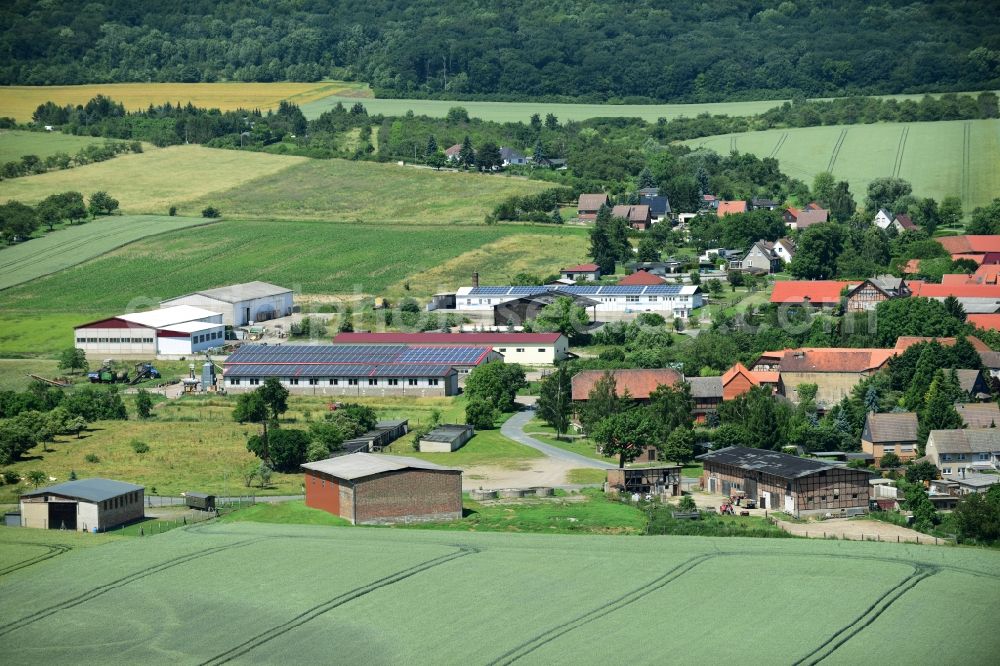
0,215,212,291
0,523,996,663
0,130,115,163
682,119,1000,211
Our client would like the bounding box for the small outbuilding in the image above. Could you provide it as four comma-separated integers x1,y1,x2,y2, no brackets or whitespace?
606,466,681,496
19,478,144,532
418,424,475,452
302,454,462,524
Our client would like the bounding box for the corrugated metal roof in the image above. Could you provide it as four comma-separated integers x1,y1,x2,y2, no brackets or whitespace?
117,306,221,328
21,478,143,503
165,281,291,304
301,453,461,480
698,446,870,479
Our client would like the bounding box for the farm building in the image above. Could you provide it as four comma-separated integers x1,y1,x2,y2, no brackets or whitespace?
751,348,896,408
720,362,779,401
925,429,1000,478
770,281,855,307
845,276,910,313
341,419,410,453
606,466,682,496
686,375,723,422
571,368,682,401
301,453,462,524
699,446,874,517
418,424,475,452
861,412,919,466
492,290,599,327
160,281,293,327
74,305,224,359
223,344,500,396
332,331,569,365
936,235,1000,263
19,478,144,532
454,284,703,319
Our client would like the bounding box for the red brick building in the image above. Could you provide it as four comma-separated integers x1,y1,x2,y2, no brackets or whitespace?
301,454,462,524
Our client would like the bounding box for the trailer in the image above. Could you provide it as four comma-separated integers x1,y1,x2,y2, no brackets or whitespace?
184,492,216,511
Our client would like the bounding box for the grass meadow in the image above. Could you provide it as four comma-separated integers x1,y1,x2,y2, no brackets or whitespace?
682,119,1000,212
0,523,996,663
0,129,114,162
0,82,366,122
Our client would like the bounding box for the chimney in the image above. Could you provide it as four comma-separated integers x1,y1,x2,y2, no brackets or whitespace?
472,272,480,288
961,467,966,479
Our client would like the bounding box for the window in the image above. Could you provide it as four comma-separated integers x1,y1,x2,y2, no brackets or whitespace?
408,378,418,386
230,378,241,385
807,496,814,502
368,378,377,386
538,348,545,352
76,337,85,343
958,454,967,461
942,467,952,475
99,338,108,343
852,493,858,499
249,378,259,385
429,378,439,386
308,378,319,385
979,453,989,461
330,379,338,385
516,348,525,353
348,378,358,386
388,378,399,386
498,348,506,352
820,496,827,501
466,299,473,305
883,446,895,453
942,454,952,461
626,295,640,302
289,378,299,385
648,296,657,302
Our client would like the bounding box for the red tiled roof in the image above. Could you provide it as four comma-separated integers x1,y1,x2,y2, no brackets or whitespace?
909,282,1000,299
967,314,1000,332
953,253,986,265
770,281,854,304
716,200,748,217
562,263,599,272
571,368,682,401
774,349,895,373
893,336,991,353
937,235,1000,255
940,274,972,285
332,332,562,345
702,194,717,202
617,270,667,286
970,265,1000,284
790,209,829,228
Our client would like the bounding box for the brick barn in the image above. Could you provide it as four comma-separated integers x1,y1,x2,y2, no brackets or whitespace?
699,446,874,517
301,453,462,524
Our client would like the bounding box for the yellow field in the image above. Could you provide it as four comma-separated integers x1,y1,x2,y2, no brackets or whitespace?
0,145,306,213
0,81,370,122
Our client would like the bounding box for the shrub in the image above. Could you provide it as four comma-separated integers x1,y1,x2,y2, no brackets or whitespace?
168,205,177,216
84,453,100,463
465,398,498,430
201,206,221,218
678,495,698,511
130,439,150,454
3,470,20,484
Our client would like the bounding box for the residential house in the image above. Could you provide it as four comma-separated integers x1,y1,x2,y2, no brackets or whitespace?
611,204,652,231
731,240,786,274
925,429,1000,478
892,214,917,232
499,147,527,167
571,368,683,402
560,263,601,282
699,446,875,516
751,198,780,211
784,206,829,230
617,270,667,286
639,188,671,223
845,275,910,313
716,200,748,218
872,209,894,230
687,376,723,423
700,194,719,211
955,401,1000,428
770,281,855,307
626,260,685,275
936,235,1000,264
861,412,919,465
773,238,796,264
721,362,780,401
444,144,463,162
955,369,992,401
577,194,610,222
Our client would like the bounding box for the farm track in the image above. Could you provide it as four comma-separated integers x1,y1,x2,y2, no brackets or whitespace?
962,120,972,207
200,544,481,665
0,542,72,577
891,125,909,178
794,563,937,665
730,136,737,153
0,537,262,638
768,132,789,158
488,553,715,665
826,127,848,172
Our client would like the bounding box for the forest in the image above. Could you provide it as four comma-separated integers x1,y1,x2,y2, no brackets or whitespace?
1,0,999,102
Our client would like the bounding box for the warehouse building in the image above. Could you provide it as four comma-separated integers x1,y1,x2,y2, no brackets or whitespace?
450,284,703,319
302,453,462,524
223,344,499,396
699,446,874,517
332,332,569,365
74,306,224,359
161,281,293,326
19,478,144,532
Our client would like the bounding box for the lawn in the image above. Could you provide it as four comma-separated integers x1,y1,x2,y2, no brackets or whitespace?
0,358,62,389
682,119,1000,212
384,426,544,470
218,500,352,527
0,82,363,122
0,129,115,162
0,215,214,291
1,522,997,664
0,145,307,213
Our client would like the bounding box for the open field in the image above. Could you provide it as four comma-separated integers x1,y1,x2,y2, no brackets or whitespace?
682,119,1000,211
0,359,61,390
0,215,213,291
186,158,551,222
1,523,997,663
0,130,115,163
0,82,368,122
0,145,307,213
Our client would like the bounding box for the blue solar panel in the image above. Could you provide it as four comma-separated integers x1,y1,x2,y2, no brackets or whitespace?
468,287,511,296
508,286,548,295
227,344,488,369
644,285,683,294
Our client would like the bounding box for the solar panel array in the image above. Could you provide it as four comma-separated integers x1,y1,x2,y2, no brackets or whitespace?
467,285,689,297
227,363,452,378
467,286,548,297
224,344,487,379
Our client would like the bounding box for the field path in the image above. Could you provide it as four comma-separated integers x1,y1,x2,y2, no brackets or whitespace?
773,518,943,545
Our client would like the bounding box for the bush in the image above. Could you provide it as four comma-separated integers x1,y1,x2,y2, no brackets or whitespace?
201,206,221,218
84,453,100,463
678,495,698,511
130,439,150,454
3,470,20,484
465,399,498,430
168,205,177,216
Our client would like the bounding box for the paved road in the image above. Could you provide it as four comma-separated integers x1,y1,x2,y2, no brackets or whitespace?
501,410,614,470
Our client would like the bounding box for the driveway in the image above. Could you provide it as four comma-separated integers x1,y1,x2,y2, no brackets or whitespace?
501,410,613,470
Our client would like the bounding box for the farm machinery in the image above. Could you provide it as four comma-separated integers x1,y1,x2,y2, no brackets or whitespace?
87,360,161,384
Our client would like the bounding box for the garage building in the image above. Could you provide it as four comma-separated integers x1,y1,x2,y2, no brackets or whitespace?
332,331,569,365
20,478,144,532
161,281,293,326
74,306,224,359
302,453,462,524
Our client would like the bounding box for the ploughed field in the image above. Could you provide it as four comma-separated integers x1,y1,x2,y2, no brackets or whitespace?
1,523,997,664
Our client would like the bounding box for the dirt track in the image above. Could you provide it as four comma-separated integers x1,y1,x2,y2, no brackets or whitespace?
774,518,946,545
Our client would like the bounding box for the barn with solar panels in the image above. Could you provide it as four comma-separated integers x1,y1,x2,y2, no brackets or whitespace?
452,283,702,319
222,344,500,396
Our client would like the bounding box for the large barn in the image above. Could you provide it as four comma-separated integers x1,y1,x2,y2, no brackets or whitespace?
302,453,462,524
74,306,224,359
161,281,293,326
454,284,703,319
19,478,144,532
332,331,569,365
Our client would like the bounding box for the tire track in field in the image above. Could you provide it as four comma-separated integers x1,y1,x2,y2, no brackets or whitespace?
891,125,909,178
962,120,972,207
488,553,715,666
0,538,261,638
199,544,481,665
730,135,737,153
768,132,789,158
793,563,937,665
826,128,848,172
0,543,72,577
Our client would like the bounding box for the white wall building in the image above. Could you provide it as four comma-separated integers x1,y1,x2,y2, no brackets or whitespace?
331,332,569,365
160,281,293,327
74,305,224,359
454,284,703,318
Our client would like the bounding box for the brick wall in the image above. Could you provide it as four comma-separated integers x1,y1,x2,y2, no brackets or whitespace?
353,469,462,524
304,470,353,521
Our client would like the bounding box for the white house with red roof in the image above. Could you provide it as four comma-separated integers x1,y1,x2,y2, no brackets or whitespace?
332,331,569,365
560,263,601,281
74,306,224,359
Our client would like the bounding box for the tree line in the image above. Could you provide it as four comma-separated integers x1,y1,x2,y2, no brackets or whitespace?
1,138,142,181
0,190,119,244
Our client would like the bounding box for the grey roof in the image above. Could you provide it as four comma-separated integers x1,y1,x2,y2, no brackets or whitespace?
500,147,525,161
421,424,474,443
301,453,461,480
956,474,1000,489
954,402,1000,428
980,351,1000,368
698,446,872,479
871,274,904,292
167,281,291,304
376,419,408,429
686,376,723,398
955,369,986,395
21,478,143,503
928,429,1000,454
862,412,918,443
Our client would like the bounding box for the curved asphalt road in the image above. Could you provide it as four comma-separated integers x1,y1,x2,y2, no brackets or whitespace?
501,410,615,470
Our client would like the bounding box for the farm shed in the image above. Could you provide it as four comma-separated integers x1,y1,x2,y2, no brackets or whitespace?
607,466,682,496
302,453,462,524
418,424,475,452
699,446,874,518
333,331,569,365
74,305,224,359
457,284,703,320
492,291,599,327
161,281,293,327
19,478,144,532
340,419,410,453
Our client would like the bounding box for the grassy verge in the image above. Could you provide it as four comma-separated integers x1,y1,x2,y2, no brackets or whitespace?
567,468,607,484
647,507,793,538
217,500,351,527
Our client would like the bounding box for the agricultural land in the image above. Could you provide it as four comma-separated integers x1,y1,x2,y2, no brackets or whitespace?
1,524,997,663
0,130,115,163
682,119,1000,212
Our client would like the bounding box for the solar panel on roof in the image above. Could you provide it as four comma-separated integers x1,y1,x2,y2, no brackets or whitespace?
644,285,683,294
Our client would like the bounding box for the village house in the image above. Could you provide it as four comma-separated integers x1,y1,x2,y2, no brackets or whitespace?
751,348,896,408
617,270,667,286
861,412,919,466
560,263,601,281
700,194,719,211
626,260,686,275
454,283,703,319
936,235,1000,265
577,193,610,221
716,200,748,217
925,429,1000,478
611,204,652,230
770,280,855,307
444,143,463,161
872,210,916,232
699,446,874,516
730,239,794,273
844,275,910,313
783,204,829,230
751,197,780,211
499,147,527,167
571,368,682,402
955,401,1000,428
686,376,723,422
638,187,671,223
720,362,780,401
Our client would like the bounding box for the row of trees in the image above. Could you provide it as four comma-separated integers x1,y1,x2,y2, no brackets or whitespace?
0,190,118,244
1,139,140,181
